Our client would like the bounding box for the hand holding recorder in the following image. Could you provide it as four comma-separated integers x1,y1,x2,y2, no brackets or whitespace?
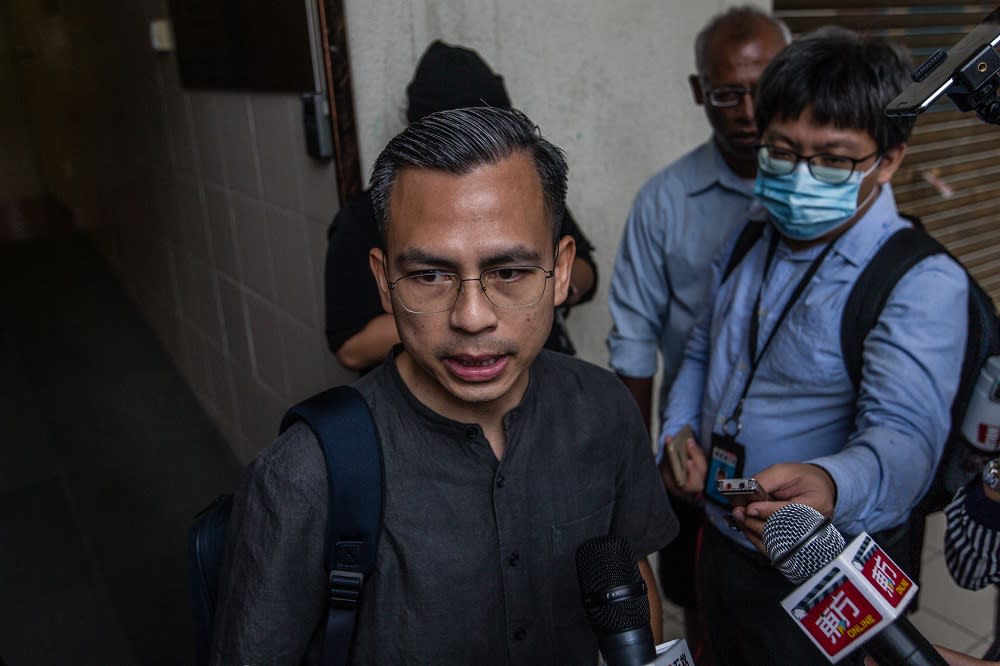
716,476,773,507
725,463,838,552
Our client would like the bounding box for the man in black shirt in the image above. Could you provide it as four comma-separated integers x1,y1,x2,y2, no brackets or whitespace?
213,107,676,664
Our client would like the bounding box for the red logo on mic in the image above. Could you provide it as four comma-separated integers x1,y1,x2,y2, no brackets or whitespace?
858,548,912,607
801,577,883,657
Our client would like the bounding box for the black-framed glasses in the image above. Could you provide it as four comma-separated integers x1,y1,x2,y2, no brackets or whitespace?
755,144,880,185
704,85,755,108
388,266,555,314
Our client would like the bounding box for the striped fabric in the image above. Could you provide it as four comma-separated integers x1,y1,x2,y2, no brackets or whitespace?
944,480,1000,590
944,477,1000,659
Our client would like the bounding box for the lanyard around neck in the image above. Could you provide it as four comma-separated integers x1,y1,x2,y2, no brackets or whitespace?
723,231,840,435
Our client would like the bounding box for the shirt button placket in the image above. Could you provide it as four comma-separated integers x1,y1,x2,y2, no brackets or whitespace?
494,461,528,656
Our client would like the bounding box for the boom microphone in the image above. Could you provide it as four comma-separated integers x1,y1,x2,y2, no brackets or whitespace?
575,536,656,666
763,503,947,665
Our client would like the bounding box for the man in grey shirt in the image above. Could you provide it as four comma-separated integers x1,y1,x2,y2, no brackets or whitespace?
212,107,676,665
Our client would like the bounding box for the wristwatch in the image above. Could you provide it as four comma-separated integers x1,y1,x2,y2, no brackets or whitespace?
984,457,1000,491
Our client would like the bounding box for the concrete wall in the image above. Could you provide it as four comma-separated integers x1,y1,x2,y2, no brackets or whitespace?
14,0,763,461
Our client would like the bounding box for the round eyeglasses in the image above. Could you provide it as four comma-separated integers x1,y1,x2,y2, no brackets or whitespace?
755,144,880,185
704,85,755,108
388,266,554,314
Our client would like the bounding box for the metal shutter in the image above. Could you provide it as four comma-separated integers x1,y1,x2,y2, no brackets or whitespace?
774,2,1000,301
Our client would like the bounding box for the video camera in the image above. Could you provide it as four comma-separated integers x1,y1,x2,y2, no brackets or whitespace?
886,7,1000,125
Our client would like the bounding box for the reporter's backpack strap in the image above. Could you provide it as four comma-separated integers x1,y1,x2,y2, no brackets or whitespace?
841,222,1000,512
721,221,767,284
279,385,384,666
189,494,233,666
840,227,944,389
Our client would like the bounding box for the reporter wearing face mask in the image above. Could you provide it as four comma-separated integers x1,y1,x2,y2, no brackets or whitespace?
658,27,969,666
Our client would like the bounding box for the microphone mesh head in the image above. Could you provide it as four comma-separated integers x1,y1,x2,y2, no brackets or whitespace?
762,503,846,585
575,536,649,634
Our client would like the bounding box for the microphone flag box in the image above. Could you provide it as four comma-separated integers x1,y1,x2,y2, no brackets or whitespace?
780,532,917,663
652,638,694,665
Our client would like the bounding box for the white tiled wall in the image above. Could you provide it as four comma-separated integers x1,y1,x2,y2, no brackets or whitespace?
148,85,351,461
29,1,356,461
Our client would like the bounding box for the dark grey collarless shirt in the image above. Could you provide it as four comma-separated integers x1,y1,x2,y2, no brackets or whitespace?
212,349,676,665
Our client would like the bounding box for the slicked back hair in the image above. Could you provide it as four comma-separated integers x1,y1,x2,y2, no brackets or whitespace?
369,107,568,248
694,5,791,77
755,26,915,153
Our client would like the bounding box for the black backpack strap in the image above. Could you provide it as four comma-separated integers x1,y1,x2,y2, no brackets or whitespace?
899,212,925,232
280,386,384,666
189,494,234,666
722,221,767,283
841,227,945,389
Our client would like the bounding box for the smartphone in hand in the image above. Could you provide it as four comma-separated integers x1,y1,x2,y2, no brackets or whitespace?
716,477,773,507
667,425,694,486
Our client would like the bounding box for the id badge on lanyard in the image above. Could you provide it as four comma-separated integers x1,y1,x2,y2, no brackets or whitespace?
705,426,747,506
703,230,838,505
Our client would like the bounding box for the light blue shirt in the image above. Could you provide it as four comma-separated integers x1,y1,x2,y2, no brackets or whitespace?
608,141,754,411
661,185,968,542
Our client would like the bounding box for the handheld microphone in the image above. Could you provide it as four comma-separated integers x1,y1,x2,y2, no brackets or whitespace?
763,503,947,666
575,536,657,666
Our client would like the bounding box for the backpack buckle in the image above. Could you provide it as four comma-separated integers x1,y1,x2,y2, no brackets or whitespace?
328,569,364,609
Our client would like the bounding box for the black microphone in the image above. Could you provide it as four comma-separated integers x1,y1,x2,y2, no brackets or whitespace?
576,536,657,666
763,503,947,666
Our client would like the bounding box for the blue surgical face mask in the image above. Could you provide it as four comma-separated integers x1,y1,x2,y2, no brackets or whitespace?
753,159,881,241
